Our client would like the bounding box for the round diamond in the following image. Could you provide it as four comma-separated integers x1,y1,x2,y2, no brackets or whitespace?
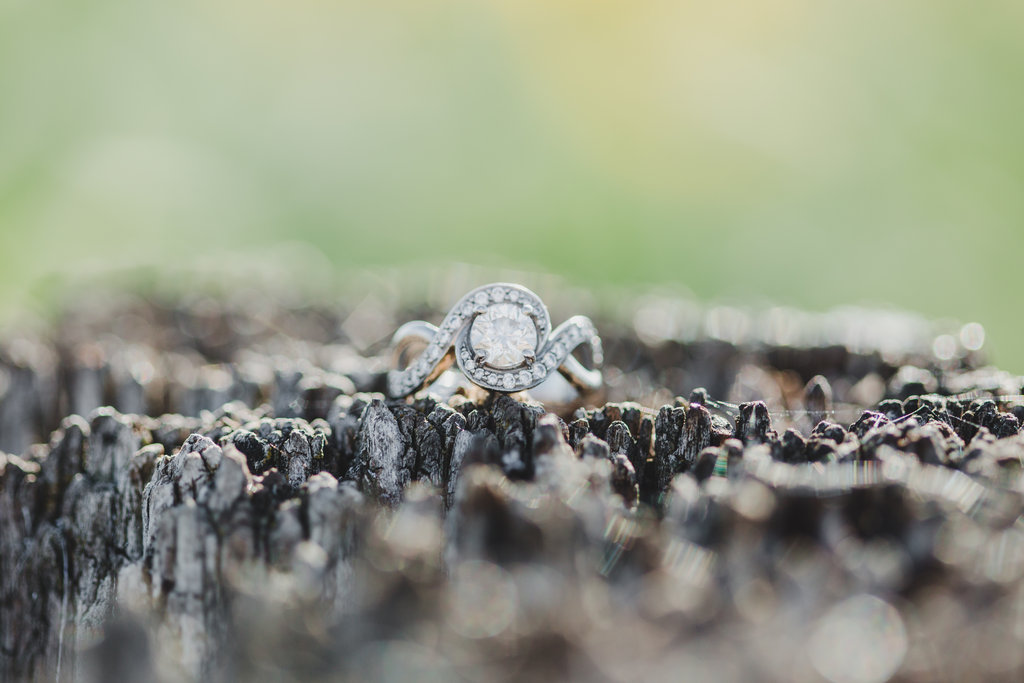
502,375,514,389
469,303,538,369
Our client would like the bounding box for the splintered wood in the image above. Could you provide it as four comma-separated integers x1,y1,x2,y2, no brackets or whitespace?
1,295,1023,682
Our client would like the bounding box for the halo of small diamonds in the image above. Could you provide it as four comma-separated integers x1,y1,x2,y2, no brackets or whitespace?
451,283,550,392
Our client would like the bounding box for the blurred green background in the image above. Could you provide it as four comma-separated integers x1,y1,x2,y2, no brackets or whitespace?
1,0,1021,368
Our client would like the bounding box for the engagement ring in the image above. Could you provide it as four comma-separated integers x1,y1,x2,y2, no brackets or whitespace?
387,282,603,402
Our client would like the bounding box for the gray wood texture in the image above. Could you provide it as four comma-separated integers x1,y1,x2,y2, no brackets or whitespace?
2,297,1024,682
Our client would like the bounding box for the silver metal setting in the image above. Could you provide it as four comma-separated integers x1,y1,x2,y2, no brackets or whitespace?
387,283,603,398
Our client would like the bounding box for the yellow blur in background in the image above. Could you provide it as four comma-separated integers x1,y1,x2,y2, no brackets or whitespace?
1,0,1021,367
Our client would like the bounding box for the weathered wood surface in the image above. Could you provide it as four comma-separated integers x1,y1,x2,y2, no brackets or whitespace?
2,296,1024,682
0,293,969,455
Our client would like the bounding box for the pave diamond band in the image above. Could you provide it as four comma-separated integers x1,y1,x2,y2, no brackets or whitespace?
387,283,603,399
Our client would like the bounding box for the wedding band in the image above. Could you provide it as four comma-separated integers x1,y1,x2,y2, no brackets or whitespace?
386,282,603,400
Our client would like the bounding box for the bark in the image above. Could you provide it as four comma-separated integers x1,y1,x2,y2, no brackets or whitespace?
1,297,1024,682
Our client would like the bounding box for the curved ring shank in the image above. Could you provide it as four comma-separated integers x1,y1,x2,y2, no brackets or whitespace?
391,321,439,357
558,355,602,394
390,321,453,388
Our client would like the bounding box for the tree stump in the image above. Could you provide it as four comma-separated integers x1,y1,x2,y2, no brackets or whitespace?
2,292,1022,682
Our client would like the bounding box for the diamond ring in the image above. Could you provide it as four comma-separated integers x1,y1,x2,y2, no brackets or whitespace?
387,282,603,400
